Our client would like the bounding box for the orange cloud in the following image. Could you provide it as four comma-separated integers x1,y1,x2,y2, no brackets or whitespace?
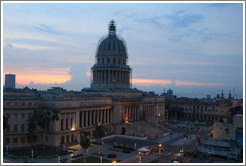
132,78,172,86
3,68,71,85
175,80,224,87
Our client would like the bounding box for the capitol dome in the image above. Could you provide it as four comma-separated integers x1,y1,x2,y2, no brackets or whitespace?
96,21,127,57
91,20,132,90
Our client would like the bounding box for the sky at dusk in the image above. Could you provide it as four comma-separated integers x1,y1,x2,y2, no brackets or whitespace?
2,2,244,98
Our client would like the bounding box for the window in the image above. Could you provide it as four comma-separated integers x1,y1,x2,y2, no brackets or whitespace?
45,136,48,142
28,113,32,118
21,113,25,119
119,59,121,64
66,119,68,130
67,135,69,143
107,58,110,64
13,113,17,120
7,102,10,106
13,137,18,144
6,125,10,132
98,58,100,64
6,137,10,144
113,58,116,64
22,102,25,106
14,102,18,106
29,102,32,106
21,137,25,144
14,124,18,132
34,102,38,106
21,124,25,132
61,119,64,131
102,58,104,64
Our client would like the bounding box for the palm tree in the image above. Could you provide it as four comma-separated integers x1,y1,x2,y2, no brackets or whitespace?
26,116,37,154
3,115,8,147
32,108,59,150
93,123,105,155
80,131,91,163
3,115,8,131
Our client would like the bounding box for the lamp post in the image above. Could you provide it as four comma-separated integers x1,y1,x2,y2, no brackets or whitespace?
31,149,34,160
112,160,117,163
158,144,162,158
138,151,142,163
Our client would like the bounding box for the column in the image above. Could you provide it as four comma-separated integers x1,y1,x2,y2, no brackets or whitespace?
106,109,109,123
104,110,107,124
100,71,102,83
97,110,100,124
110,109,112,123
93,111,96,125
81,111,84,127
85,111,88,127
100,110,103,123
90,111,92,126
115,70,118,83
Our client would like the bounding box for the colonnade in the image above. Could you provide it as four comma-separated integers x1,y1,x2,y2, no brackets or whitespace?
143,105,156,117
79,109,112,128
93,69,130,84
123,105,138,121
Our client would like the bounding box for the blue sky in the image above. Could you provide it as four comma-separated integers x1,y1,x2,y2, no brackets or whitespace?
2,2,244,98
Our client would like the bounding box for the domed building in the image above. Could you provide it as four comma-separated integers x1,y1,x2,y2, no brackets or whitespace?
91,20,132,90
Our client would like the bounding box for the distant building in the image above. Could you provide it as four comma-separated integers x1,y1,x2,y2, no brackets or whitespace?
163,89,174,101
5,74,15,89
167,96,240,122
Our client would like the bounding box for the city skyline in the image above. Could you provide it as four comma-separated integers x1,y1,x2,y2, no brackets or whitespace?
2,2,244,98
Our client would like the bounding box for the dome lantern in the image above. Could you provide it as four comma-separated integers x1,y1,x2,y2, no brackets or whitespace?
109,20,116,35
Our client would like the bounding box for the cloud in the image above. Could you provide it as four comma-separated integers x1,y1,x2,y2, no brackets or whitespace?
164,11,204,28
5,43,56,50
34,24,60,34
175,80,225,87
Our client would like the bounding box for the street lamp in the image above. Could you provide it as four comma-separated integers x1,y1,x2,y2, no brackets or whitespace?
112,160,117,163
158,144,162,158
138,151,142,163
58,155,60,163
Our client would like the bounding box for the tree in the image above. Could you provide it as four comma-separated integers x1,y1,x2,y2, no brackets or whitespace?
32,108,59,150
93,123,105,154
3,115,8,131
80,131,91,163
26,116,38,153
168,105,184,121
3,115,8,146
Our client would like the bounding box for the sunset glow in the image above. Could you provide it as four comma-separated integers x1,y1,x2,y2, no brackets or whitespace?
3,68,71,85
132,78,172,86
